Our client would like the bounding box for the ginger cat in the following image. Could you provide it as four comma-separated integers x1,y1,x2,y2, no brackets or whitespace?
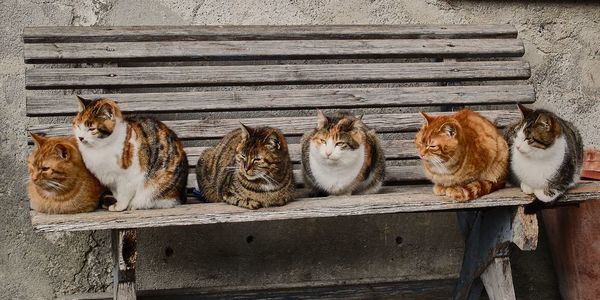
27,134,103,213
415,109,508,201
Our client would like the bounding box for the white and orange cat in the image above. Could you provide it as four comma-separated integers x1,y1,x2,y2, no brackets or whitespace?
73,96,188,211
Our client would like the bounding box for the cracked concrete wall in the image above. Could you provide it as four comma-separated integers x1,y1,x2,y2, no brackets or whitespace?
1,0,598,299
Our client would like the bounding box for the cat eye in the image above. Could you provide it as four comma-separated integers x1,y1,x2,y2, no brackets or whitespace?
88,127,96,131
253,157,262,162
319,139,326,144
335,142,346,147
427,145,439,150
239,154,246,159
41,166,50,171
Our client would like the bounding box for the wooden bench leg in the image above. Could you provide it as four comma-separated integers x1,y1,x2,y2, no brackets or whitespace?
453,208,522,300
112,229,137,300
481,257,516,300
453,207,538,300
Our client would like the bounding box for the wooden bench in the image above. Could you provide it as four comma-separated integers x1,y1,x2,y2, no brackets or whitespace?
23,25,600,300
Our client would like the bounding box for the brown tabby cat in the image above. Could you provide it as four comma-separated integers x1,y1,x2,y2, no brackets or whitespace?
196,124,294,209
415,109,508,201
27,133,103,213
301,110,385,196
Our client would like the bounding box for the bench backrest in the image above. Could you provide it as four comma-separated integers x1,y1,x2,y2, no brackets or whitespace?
24,25,533,193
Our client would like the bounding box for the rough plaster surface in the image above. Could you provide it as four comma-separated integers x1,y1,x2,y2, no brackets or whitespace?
1,0,598,299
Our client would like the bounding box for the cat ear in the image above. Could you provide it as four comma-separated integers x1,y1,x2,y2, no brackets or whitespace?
534,113,553,131
76,96,92,112
239,123,251,140
517,103,533,118
420,112,434,126
54,144,70,160
316,109,328,129
99,103,114,120
30,132,47,147
266,133,281,150
440,123,457,138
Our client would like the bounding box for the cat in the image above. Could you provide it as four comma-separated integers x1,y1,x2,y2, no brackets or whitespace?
301,110,385,196
415,109,508,201
505,104,583,204
196,124,294,209
27,133,104,214
73,96,188,211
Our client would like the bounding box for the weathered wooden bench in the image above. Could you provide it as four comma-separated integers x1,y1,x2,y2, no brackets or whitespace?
24,25,600,300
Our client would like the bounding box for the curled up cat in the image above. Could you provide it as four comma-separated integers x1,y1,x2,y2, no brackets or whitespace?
196,124,294,209
415,109,508,202
301,110,385,196
73,96,188,211
27,133,104,214
505,104,583,205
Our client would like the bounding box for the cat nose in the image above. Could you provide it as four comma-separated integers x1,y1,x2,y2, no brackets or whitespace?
78,137,84,142
325,150,332,156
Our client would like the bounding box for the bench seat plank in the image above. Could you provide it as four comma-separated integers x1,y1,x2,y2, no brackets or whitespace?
29,181,600,233
22,25,518,43
24,39,524,63
27,110,521,140
25,85,535,116
25,61,531,89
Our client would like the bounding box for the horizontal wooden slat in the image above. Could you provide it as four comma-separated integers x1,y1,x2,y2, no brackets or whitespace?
24,39,524,63
25,85,535,116
187,165,427,190
185,139,417,166
29,181,600,232
22,25,518,43
25,61,531,89
27,110,521,140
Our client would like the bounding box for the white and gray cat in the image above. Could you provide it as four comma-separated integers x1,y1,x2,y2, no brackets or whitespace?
301,110,385,196
505,104,583,209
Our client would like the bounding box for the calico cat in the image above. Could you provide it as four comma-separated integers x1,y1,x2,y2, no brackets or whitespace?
505,104,583,203
301,110,385,196
196,124,294,209
27,134,103,214
415,109,508,201
73,97,188,211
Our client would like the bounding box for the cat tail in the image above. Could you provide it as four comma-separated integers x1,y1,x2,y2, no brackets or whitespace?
176,152,189,204
459,179,505,200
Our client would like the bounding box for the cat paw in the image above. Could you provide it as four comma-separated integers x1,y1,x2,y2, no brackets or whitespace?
108,203,128,212
433,184,446,196
520,183,534,195
534,189,560,203
237,199,262,210
445,186,474,202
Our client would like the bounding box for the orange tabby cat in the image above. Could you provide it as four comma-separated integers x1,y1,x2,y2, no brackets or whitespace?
27,134,103,213
415,109,508,201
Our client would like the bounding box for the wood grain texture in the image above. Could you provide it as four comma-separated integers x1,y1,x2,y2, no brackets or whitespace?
511,206,538,251
186,165,427,189
112,229,136,300
27,109,521,140
25,85,535,116
25,61,531,89
481,257,516,300
24,39,524,63
29,181,600,232
136,279,456,300
185,139,417,165
22,25,518,43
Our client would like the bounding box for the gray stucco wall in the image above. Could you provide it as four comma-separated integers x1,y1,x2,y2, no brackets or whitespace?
1,1,598,299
